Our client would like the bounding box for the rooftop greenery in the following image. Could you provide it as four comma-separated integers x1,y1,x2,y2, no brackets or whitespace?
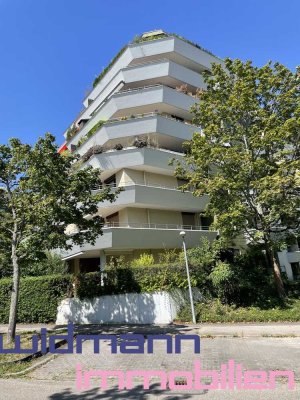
92,32,219,88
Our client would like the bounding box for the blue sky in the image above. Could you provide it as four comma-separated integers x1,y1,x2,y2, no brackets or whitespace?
0,0,299,146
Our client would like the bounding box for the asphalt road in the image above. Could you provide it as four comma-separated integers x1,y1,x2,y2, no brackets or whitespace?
1,324,300,399
1,379,299,399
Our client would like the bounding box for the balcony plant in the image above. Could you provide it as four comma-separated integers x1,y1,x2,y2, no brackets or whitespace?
66,125,79,140
133,138,148,148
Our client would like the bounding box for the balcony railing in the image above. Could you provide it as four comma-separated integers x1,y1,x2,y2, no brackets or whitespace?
92,182,192,192
66,85,197,144
102,222,211,231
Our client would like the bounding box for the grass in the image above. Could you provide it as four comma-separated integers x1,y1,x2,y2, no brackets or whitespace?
0,332,37,363
177,298,300,323
0,360,36,377
0,332,38,377
0,328,68,377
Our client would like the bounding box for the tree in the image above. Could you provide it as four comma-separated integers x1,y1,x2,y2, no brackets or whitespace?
177,59,300,298
0,134,116,342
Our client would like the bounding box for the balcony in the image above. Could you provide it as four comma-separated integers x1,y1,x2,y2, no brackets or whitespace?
94,183,208,217
73,60,204,125
85,147,182,181
84,35,223,107
60,224,218,259
76,113,198,156
67,85,196,148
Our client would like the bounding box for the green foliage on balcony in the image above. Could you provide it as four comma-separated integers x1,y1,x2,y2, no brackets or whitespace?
92,45,127,88
92,32,218,88
132,32,218,57
66,125,79,140
77,120,106,148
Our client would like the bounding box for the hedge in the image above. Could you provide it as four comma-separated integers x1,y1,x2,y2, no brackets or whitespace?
178,299,300,323
0,275,73,323
74,264,204,299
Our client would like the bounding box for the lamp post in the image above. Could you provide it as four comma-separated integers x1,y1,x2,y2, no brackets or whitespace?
180,231,196,324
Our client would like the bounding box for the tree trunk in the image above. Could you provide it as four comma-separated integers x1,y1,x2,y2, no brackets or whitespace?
7,234,20,343
265,242,285,299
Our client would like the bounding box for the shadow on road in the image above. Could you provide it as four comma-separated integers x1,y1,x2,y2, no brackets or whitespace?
48,383,206,399
55,323,194,336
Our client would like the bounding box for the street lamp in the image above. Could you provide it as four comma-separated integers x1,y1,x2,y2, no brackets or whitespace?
180,231,196,324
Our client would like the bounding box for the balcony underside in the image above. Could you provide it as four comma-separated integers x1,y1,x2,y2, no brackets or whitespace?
85,147,181,181
60,227,218,259
96,185,208,217
77,114,197,155
84,36,224,107
68,86,196,148
76,60,204,125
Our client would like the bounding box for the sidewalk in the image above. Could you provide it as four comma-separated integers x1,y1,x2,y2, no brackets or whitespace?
197,322,300,337
0,322,300,337
0,324,55,333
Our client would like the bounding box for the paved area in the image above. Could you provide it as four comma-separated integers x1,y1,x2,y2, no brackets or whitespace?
29,336,300,381
0,324,55,333
1,379,300,399
1,324,300,398
1,321,300,336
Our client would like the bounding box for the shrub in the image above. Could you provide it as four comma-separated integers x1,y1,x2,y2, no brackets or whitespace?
73,264,207,299
0,275,73,323
66,125,79,140
178,299,300,323
158,249,179,265
131,253,155,267
20,252,69,277
209,261,236,303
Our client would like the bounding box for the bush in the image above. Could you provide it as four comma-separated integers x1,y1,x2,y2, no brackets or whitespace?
74,264,207,299
178,299,300,323
209,261,237,303
131,253,155,267
21,252,68,277
0,275,72,323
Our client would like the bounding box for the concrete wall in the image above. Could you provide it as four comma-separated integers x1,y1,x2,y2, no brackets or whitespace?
126,207,149,224
278,250,296,280
118,169,144,185
56,289,201,325
117,168,178,188
149,209,183,225
145,171,177,188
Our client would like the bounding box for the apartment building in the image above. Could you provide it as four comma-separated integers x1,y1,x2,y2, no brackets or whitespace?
60,30,222,272
59,30,300,279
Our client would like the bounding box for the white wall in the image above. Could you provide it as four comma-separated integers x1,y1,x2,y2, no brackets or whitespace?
56,289,201,325
278,250,295,280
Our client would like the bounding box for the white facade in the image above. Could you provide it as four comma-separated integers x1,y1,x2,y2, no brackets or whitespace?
61,32,221,271
278,243,300,281
60,31,300,280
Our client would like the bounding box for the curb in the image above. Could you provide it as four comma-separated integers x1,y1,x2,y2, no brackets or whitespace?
3,354,57,377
